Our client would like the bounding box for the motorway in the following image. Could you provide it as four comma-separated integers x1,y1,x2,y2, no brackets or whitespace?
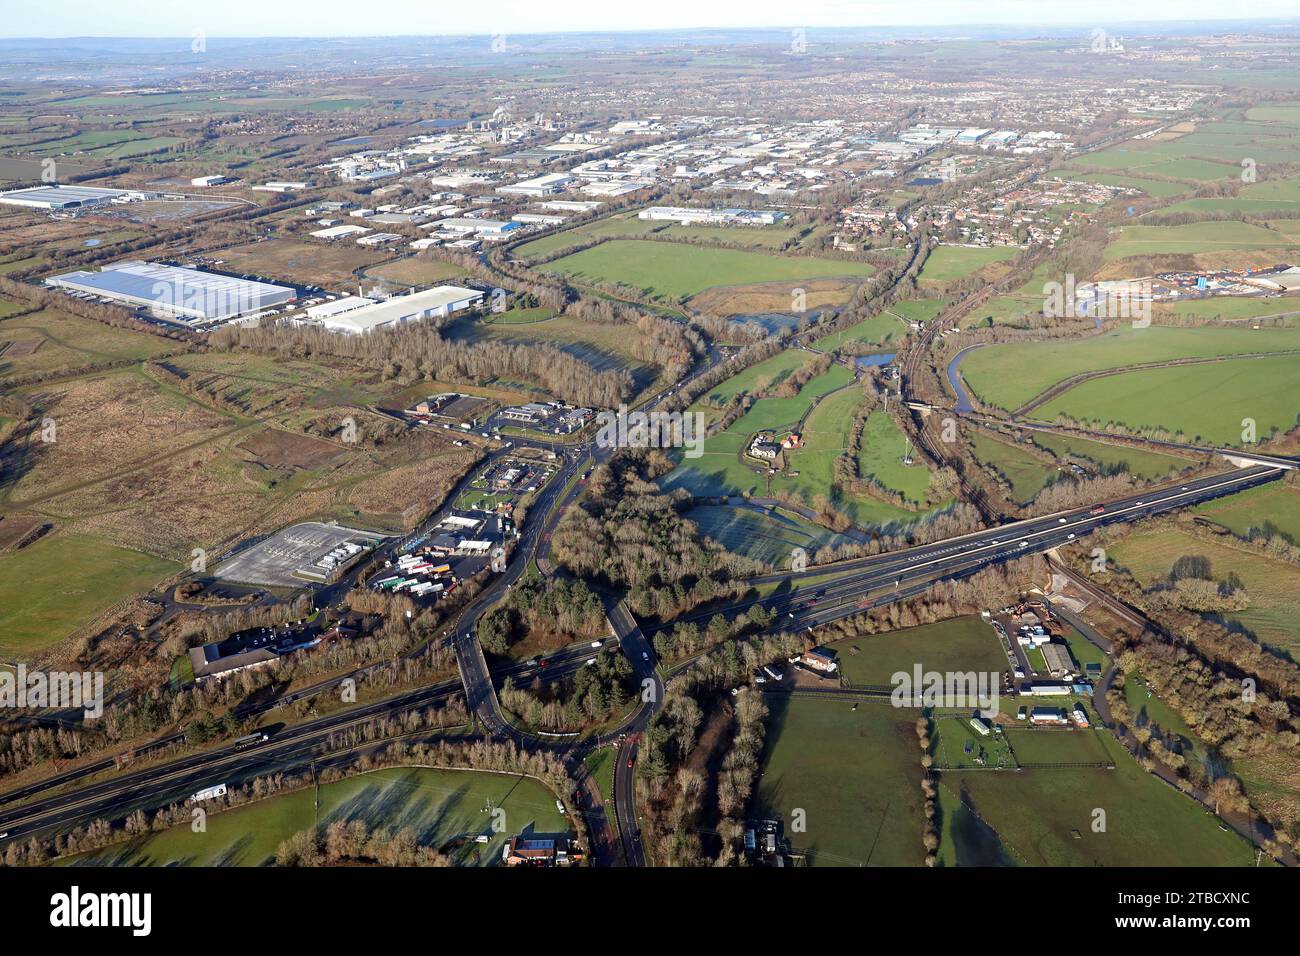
1,270,1292,863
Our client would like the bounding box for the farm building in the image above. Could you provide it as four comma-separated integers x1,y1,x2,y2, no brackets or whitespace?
1029,707,1070,725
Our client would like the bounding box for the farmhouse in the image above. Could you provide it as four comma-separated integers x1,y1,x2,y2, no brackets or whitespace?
800,647,838,673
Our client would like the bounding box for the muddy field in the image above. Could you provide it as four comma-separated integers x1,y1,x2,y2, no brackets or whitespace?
236,426,348,470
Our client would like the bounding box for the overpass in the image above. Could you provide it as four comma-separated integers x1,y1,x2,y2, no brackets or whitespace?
1218,449,1299,470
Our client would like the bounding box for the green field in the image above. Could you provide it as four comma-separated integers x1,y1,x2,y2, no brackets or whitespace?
959,325,1300,411
757,697,927,866
668,363,940,528
1103,221,1300,261
1052,171,1194,199
1157,296,1300,323
1162,177,1300,217
918,245,1017,282
687,503,844,565
830,615,1006,687
539,240,874,302
0,534,178,658
936,729,1259,866
968,431,1057,504
856,412,932,503
1029,431,1192,480
1109,527,1300,656
699,349,812,406
810,311,904,351
1192,482,1300,542
0,307,176,379
67,767,566,867
1036,353,1300,446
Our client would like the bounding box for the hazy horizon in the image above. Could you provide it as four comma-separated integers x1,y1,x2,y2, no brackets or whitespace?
2,1,1298,40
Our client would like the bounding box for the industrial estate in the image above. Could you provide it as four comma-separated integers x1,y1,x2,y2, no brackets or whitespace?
0,9,1297,909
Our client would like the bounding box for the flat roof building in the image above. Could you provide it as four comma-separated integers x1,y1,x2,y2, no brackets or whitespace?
312,286,484,335
45,260,295,325
0,184,157,210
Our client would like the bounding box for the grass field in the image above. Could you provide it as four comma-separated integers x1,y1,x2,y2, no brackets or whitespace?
363,256,470,287
1192,482,1300,542
918,245,1017,282
810,311,905,351
1029,431,1193,480
1103,221,1300,261
936,730,1259,866
514,212,801,259
539,240,874,302
686,504,844,565
968,431,1057,504
959,325,1300,411
1036,353,1300,446
1109,526,1300,656
667,364,939,528
1156,296,1300,323
756,697,927,866
698,349,812,406
0,307,174,379
1051,171,1194,198
830,615,1006,687
0,533,178,659
857,412,932,502
66,767,566,867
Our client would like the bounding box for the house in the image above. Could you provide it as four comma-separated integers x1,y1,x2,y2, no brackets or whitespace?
503,837,556,866
801,647,838,674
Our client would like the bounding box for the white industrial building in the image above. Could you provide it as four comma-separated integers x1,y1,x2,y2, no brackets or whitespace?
496,172,575,197
638,205,787,226
310,224,371,241
0,184,158,211
45,261,296,325
308,286,484,335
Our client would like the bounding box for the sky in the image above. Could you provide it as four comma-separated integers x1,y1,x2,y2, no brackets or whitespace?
2,0,1297,38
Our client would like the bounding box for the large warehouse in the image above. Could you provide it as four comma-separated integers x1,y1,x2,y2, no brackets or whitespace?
308,286,484,335
45,260,296,325
0,184,157,210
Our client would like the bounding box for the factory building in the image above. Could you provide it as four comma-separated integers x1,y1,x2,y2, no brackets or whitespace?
309,286,484,335
44,261,296,325
0,184,158,210
496,172,576,197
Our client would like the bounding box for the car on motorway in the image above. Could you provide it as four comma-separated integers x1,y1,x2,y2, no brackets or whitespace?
1067,533,1076,540
590,640,602,648
1018,540,1029,548
641,650,650,661
627,756,635,768
1089,506,1105,515
1058,517,1067,523
585,658,596,666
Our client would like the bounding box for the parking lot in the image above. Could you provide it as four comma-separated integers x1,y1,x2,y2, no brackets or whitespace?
215,521,384,588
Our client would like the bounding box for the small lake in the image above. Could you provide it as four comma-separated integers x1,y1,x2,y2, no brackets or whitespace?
855,352,896,369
